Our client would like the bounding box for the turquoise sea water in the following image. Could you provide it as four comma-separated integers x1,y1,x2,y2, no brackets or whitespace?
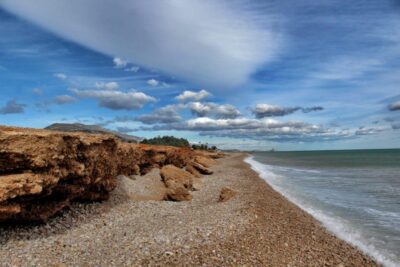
245,149,400,267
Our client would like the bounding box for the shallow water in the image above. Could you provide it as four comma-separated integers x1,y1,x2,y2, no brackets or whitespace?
246,149,400,267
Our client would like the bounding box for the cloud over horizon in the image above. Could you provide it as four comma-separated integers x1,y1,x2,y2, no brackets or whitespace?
135,116,384,142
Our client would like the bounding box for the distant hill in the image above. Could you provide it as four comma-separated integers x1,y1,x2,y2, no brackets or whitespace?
45,123,142,143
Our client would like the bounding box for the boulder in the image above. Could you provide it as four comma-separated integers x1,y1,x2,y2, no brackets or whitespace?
160,165,194,201
165,187,193,202
218,187,237,202
192,162,213,175
194,156,217,168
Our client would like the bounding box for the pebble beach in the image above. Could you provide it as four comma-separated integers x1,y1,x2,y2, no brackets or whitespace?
0,153,377,266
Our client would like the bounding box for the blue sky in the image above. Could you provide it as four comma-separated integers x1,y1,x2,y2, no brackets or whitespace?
0,0,399,150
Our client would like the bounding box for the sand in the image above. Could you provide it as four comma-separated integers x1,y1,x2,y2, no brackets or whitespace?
0,153,377,266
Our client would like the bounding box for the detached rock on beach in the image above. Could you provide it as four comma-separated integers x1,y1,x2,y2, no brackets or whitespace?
160,165,194,201
219,187,237,202
191,162,213,175
194,155,217,168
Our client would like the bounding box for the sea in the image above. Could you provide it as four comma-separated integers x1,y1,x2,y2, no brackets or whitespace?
245,149,400,267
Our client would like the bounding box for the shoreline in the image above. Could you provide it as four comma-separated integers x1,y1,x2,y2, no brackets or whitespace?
245,154,394,267
0,153,377,266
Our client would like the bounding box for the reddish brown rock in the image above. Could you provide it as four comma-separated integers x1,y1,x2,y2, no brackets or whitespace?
165,187,193,202
194,155,217,168
192,162,213,175
160,165,194,201
218,187,237,202
0,126,197,222
185,164,202,178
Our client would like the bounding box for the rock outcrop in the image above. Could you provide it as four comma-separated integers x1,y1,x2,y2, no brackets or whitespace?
0,126,200,223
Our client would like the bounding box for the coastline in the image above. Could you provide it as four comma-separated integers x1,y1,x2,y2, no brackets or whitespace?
0,153,377,266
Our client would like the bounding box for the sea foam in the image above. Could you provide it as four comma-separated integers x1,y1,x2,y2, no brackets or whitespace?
244,156,398,267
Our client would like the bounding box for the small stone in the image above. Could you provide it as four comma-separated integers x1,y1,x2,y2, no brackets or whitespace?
164,251,174,257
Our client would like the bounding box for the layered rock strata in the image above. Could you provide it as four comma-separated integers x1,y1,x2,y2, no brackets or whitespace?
0,126,217,222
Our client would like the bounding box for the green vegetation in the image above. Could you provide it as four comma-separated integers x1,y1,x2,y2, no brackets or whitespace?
140,136,190,147
191,143,217,151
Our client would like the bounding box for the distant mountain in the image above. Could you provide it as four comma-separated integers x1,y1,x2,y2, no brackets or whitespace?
45,123,142,143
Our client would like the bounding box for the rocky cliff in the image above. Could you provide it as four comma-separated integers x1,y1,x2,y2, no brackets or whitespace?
0,126,216,223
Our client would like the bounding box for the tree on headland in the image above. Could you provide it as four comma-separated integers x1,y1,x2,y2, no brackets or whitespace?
140,136,190,148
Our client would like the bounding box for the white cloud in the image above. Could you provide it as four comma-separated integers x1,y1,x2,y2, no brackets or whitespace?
147,79,159,87
72,88,156,110
113,57,127,68
0,0,283,87
54,73,67,80
138,115,388,142
136,105,182,124
95,81,119,90
176,90,211,102
189,102,241,119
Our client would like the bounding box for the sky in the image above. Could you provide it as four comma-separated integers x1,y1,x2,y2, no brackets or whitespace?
0,0,399,151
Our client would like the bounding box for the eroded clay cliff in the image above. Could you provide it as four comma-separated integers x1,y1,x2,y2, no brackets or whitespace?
0,126,215,223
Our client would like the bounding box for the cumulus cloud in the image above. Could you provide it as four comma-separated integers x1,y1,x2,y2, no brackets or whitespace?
147,79,159,87
54,73,67,80
113,57,127,68
136,105,182,124
95,81,119,90
135,115,386,142
388,101,400,111
176,90,211,103
0,0,282,87
53,95,76,105
0,100,26,114
72,88,156,110
252,104,324,118
189,102,241,119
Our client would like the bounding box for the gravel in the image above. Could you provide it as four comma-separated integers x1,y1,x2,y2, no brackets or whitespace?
0,153,377,266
